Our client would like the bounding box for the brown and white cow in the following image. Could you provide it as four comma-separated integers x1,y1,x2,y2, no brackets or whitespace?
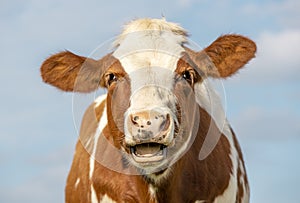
40,18,256,203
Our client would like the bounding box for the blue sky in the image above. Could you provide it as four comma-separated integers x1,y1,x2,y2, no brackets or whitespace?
0,0,299,202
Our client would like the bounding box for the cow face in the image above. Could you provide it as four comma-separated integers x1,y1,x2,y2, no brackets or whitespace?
40,18,256,174
108,29,201,173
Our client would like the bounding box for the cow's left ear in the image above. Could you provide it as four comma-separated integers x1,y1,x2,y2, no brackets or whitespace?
186,34,256,78
40,51,116,92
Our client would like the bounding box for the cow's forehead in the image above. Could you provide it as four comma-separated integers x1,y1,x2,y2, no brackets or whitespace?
112,30,186,73
112,30,187,98
112,18,188,74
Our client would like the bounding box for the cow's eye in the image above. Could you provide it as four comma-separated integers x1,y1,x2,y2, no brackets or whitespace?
182,71,191,80
182,70,194,84
105,73,118,86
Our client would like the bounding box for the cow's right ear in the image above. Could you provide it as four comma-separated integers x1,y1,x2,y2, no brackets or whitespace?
40,51,115,92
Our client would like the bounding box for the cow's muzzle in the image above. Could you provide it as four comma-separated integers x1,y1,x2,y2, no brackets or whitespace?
125,108,175,163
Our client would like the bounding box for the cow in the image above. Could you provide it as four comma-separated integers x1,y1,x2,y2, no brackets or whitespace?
40,18,256,203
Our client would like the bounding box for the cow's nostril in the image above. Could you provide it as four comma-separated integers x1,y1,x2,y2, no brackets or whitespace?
166,114,170,121
131,115,140,126
159,113,170,131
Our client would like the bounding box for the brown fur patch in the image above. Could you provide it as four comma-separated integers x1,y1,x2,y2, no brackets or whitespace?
185,34,256,78
40,51,116,92
101,61,131,149
91,125,157,203
65,140,92,203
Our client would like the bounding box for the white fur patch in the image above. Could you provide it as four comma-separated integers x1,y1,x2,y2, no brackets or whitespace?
89,95,107,202
91,184,99,203
114,48,184,74
114,18,187,48
95,94,108,107
82,94,107,148
213,175,237,203
148,184,157,202
100,194,117,203
127,72,177,109
89,96,107,179
114,32,185,112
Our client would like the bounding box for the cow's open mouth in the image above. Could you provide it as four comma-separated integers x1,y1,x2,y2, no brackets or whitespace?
130,143,167,163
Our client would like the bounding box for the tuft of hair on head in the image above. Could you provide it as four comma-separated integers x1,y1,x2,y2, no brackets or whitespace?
114,18,188,47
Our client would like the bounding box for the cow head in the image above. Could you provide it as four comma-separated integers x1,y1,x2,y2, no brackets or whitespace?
40,18,256,174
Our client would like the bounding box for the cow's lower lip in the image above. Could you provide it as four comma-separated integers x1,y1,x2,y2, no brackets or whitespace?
130,143,167,163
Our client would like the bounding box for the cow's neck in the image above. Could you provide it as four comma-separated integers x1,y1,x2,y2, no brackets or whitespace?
138,107,233,202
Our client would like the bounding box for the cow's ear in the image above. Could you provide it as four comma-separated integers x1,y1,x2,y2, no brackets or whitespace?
186,35,256,78
40,51,115,92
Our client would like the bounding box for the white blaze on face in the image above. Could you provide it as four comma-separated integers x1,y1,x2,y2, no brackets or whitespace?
113,24,186,111
127,67,177,110
113,31,185,73
111,20,191,172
